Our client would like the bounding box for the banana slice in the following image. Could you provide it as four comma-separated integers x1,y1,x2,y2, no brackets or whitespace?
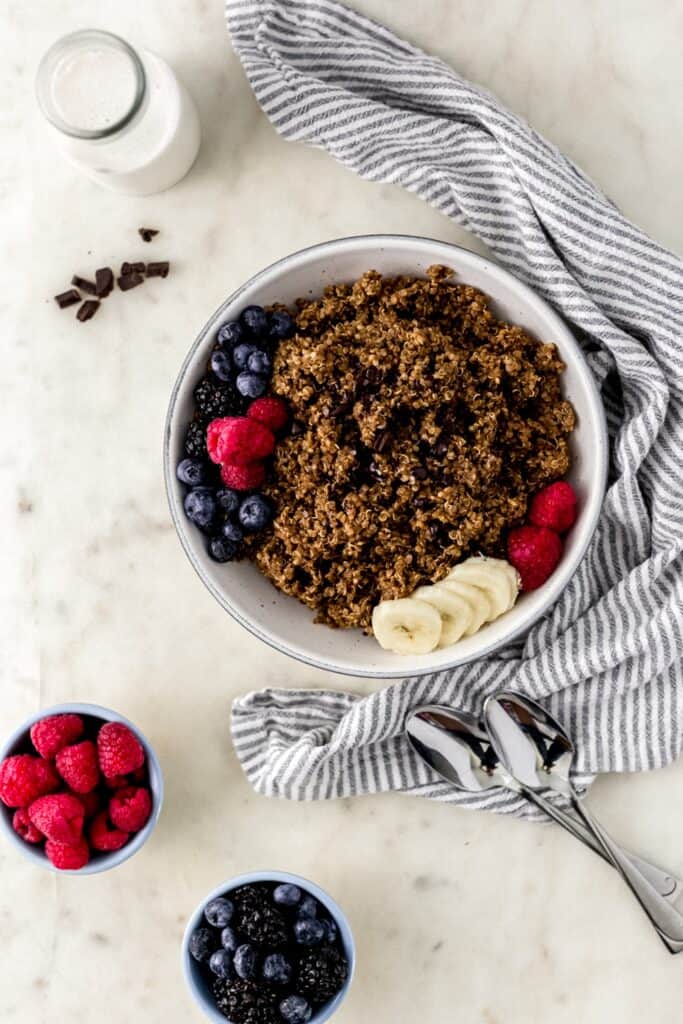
439,578,492,635
447,556,517,618
372,598,443,655
413,584,473,647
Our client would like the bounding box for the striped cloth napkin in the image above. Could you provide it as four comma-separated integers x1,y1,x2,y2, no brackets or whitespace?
225,0,683,816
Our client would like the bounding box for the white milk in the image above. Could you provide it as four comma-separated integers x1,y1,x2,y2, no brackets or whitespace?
37,31,201,195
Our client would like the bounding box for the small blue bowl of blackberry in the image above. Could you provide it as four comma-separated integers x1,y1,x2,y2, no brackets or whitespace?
182,871,355,1024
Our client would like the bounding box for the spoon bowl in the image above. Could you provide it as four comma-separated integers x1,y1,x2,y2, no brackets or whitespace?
483,691,574,795
405,705,503,793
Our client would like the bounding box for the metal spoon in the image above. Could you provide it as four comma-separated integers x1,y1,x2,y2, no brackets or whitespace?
405,704,677,892
484,691,683,953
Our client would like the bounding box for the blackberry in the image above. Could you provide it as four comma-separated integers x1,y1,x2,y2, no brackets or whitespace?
212,978,279,1024
233,886,288,947
297,947,348,1006
193,376,240,423
184,420,208,459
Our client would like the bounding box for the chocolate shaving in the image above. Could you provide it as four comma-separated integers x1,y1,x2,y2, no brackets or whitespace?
373,429,391,453
76,299,100,322
138,227,159,242
71,274,97,296
121,261,145,276
95,267,113,298
55,288,81,309
117,272,144,291
146,260,170,278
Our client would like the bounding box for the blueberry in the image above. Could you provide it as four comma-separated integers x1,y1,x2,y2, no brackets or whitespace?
222,520,244,544
262,952,292,985
294,918,325,946
176,458,206,487
268,311,295,341
273,883,302,907
241,305,268,337
238,494,272,532
205,897,234,928
232,342,258,371
189,927,214,962
234,943,258,980
208,536,237,563
217,320,244,348
210,349,234,382
220,926,238,953
297,895,318,920
320,917,338,944
279,995,312,1024
209,948,233,979
236,372,267,399
216,488,240,515
184,488,215,531
247,350,272,375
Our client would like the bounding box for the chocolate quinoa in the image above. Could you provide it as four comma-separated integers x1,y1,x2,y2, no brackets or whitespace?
244,265,576,629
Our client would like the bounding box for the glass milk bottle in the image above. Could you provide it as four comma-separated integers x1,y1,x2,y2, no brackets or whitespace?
36,30,201,195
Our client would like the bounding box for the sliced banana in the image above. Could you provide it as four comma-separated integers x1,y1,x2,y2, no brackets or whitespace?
447,556,518,618
372,598,443,655
439,578,492,635
413,584,473,646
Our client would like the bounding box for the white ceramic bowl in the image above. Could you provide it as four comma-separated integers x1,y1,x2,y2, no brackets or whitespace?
164,234,607,679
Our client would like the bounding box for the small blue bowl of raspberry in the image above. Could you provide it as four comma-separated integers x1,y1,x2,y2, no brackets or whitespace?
181,871,355,1024
0,702,163,874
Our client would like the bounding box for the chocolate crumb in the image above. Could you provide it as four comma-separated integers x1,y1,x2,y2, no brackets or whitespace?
55,288,81,309
95,267,113,298
121,261,145,276
71,274,97,296
412,466,428,480
118,272,144,291
138,227,159,242
146,260,170,278
290,420,305,437
76,299,100,322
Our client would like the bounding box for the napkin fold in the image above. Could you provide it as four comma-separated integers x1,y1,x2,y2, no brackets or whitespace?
225,0,683,816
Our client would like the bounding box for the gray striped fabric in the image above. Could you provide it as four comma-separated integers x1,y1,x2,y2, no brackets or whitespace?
225,0,683,817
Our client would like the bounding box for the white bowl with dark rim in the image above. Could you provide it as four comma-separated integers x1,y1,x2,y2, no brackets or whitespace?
164,234,608,679
0,702,163,874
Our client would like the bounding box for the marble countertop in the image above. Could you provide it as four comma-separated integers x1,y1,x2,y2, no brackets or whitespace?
3,1,683,1021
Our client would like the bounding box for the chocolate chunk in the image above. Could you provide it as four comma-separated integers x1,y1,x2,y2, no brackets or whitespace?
290,420,305,437
117,272,144,291
121,261,145,276
54,288,81,309
138,227,159,242
76,299,100,322
146,261,169,278
373,429,391,453
71,274,97,295
413,466,428,480
436,441,450,458
95,267,113,298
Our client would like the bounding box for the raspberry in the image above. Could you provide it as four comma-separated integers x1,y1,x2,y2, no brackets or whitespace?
89,810,130,852
79,790,101,819
55,740,100,793
103,774,130,790
30,714,84,759
529,481,577,533
109,786,152,832
0,754,60,807
45,837,89,870
12,807,44,844
29,793,85,846
247,397,289,433
507,525,563,591
221,461,266,491
208,417,275,466
97,722,145,778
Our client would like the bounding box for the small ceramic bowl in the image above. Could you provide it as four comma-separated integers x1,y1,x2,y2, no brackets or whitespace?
165,234,608,678
181,870,355,1024
0,702,163,874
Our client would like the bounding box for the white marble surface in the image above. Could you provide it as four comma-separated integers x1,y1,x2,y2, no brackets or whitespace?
3,1,683,1021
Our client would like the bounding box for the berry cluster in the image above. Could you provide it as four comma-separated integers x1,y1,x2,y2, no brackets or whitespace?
178,303,293,562
189,882,349,1024
0,713,153,870
506,480,578,591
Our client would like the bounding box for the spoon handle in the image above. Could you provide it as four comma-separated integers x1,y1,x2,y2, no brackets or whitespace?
571,797,683,953
522,788,679,898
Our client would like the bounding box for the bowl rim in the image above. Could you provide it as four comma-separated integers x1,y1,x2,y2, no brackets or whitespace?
0,702,164,875
164,232,609,678
181,869,356,1024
